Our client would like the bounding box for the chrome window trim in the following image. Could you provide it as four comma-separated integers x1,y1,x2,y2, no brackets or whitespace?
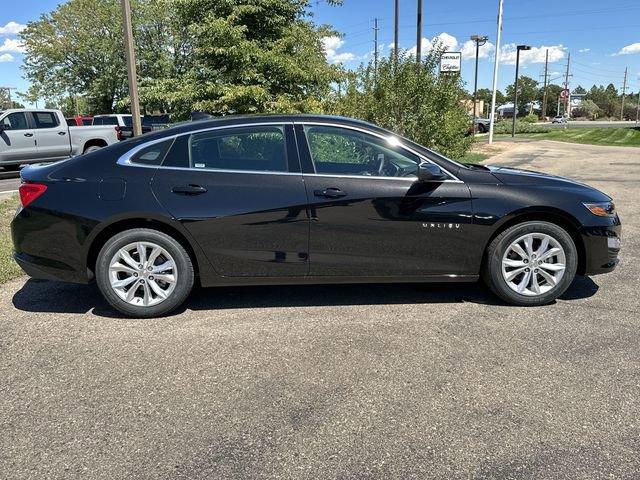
295,121,462,183
116,120,463,183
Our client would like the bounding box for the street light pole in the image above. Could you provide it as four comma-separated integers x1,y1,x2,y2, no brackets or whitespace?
471,35,488,136
488,0,504,145
511,45,531,138
121,0,142,137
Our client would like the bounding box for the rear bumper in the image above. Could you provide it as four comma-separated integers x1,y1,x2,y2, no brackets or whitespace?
13,252,90,283
580,221,622,275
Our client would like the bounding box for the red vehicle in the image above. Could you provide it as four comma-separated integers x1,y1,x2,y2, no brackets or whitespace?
65,115,93,127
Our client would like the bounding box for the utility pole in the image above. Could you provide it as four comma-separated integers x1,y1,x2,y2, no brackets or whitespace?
620,67,628,121
471,35,488,135
416,0,423,63
511,45,531,137
373,18,379,78
1,86,16,109
394,0,399,63
121,0,142,137
563,52,571,118
488,0,504,145
541,49,549,119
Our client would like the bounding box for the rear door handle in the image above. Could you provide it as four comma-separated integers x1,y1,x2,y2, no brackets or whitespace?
171,184,208,195
24,133,34,137
314,187,347,199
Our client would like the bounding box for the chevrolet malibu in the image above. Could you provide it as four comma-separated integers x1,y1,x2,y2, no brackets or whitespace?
11,115,621,317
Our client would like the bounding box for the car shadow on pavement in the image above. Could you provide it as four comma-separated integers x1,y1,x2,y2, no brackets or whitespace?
12,275,600,319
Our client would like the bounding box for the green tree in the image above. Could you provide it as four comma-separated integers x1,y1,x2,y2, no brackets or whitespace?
505,75,539,115
475,87,505,115
332,50,472,159
541,84,563,117
573,85,587,95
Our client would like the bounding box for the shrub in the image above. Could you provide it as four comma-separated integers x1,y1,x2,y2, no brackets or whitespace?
521,113,538,124
330,50,473,159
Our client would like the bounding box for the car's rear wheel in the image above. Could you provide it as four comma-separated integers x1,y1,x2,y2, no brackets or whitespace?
95,229,194,317
483,221,578,306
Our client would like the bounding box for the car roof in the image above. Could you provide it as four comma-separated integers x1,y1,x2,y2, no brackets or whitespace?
163,114,384,137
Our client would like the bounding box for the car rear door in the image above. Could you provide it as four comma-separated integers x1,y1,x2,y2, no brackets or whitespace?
150,123,310,277
30,111,71,160
295,123,473,277
0,112,37,163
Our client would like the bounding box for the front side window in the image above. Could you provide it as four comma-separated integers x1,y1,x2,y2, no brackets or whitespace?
188,126,287,172
304,125,421,178
1,112,29,131
33,112,60,129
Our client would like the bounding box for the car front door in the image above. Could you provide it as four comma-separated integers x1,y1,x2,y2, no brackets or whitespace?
296,123,474,278
0,112,37,164
151,123,309,277
31,111,71,160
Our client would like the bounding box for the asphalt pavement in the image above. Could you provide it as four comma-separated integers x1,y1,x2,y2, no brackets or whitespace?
1,140,639,479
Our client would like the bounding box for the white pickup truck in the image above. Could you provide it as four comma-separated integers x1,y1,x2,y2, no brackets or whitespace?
0,109,119,170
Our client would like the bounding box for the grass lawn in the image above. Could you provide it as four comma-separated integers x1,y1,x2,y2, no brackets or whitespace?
457,152,488,164
507,127,640,147
0,196,22,284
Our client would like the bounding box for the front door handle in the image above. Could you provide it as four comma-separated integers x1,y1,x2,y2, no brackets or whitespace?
314,187,347,199
58,131,67,136
172,184,208,195
24,133,34,137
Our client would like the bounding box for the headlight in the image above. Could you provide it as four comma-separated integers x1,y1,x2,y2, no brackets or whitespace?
583,201,616,217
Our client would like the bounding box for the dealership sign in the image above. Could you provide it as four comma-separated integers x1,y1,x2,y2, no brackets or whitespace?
440,52,461,74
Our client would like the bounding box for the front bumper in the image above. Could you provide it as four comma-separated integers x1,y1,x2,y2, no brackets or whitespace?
580,222,622,275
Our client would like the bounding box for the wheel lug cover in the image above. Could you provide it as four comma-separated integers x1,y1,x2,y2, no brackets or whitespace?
149,276,154,280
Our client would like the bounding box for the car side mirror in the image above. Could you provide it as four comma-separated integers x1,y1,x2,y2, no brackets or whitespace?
418,162,447,182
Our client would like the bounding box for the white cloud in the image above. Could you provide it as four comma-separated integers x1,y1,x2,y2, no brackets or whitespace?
0,22,25,36
615,43,640,55
499,44,565,65
322,36,355,64
0,53,14,63
0,38,25,54
578,48,591,53
460,39,495,60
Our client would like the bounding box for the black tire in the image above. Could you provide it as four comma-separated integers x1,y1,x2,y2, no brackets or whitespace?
84,145,103,154
95,228,194,318
483,221,578,306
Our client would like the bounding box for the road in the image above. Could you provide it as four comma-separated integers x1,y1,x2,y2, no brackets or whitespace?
543,120,639,129
1,141,639,479
0,171,20,199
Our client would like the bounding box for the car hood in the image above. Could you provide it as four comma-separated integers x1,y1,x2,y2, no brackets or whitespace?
486,165,611,199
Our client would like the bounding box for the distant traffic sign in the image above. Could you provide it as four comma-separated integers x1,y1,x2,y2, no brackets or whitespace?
559,89,570,99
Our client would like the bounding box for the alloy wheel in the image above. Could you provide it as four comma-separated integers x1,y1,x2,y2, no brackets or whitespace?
501,233,566,297
108,241,178,307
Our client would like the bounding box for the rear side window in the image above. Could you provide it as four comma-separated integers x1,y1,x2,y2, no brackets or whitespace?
188,126,287,172
33,112,60,129
1,112,29,130
93,117,118,126
129,139,174,166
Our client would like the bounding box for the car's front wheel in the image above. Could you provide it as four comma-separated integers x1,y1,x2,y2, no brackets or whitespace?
483,221,578,306
95,229,194,317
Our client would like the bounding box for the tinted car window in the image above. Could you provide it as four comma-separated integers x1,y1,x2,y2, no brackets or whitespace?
130,139,174,166
33,112,60,129
188,126,287,172
93,117,119,126
82,119,93,126
304,125,420,178
1,112,29,130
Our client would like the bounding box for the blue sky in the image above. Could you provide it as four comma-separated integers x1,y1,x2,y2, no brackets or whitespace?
1,0,639,105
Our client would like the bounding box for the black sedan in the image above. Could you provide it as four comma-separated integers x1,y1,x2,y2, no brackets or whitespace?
11,115,621,317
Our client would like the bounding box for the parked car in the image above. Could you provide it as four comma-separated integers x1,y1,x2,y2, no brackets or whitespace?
467,116,491,135
92,114,170,140
65,115,94,126
552,115,568,124
12,115,621,317
0,109,119,170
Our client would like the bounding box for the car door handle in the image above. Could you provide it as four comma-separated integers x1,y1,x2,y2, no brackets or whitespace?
314,188,347,198
58,132,67,136
171,184,208,195
24,133,34,137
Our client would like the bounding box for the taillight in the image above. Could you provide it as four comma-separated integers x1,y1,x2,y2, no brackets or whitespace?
115,126,123,141
19,183,48,208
